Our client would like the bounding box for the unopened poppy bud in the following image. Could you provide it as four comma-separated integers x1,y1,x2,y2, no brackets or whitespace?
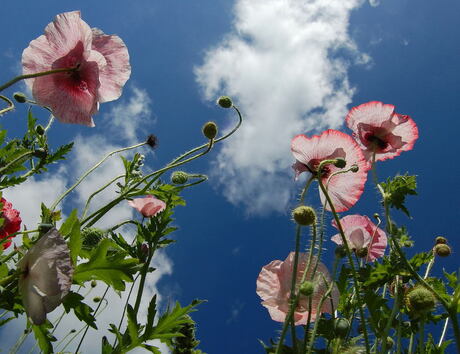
299,281,314,296
434,244,451,257
349,164,359,173
217,96,233,108
13,92,27,103
90,280,97,288
405,286,436,318
141,243,149,258
355,247,368,258
35,125,45,136
335,245,347,258
202,121,218,140
334,318,350,337
292,206,316,226
81,227,105,249
435,236,447,244
146,134,158,149
93,297,101,303
171,171,189,184
373,213,379,220
32,148,47,159
333,158,346,168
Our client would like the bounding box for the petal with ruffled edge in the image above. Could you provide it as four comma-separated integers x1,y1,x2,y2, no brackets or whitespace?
291,130,368,212
128,195,167,217
18,228,73,325
22,11,93,88
91,28,131,103
346,101,419,163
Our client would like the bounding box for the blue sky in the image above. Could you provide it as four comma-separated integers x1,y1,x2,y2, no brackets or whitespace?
0,0,459,353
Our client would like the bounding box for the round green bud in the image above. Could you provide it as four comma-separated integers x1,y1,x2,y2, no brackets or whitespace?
202,121,218,140
435,236,447,244
355,247,368,258
38,223,54,233
32,148,47,159
13,92,27,103
405,286,436,318
93,297,101,303
403,241,413,248
90,280,97,288
292,206,316,226
386,337,394,349
434,244,451,257
171,171,189,184
333,158,346,169
299,281,314,296
35,125,45,136
349,164,359,173
335,245,347,258
81,227,105,249
217,96,233,108
334,318,350,337
373,213,380,220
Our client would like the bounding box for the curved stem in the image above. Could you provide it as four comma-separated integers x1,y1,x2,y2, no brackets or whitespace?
0,66,78,93
51,142,147,211
317,177,370,354
381,276,400,353
438,318,449,347
82,174,125,218
0,95,14,115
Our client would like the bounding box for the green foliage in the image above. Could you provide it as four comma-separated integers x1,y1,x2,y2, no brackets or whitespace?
62,292,97,329
32,322,56,354
380,174,417,217
73,239,140,291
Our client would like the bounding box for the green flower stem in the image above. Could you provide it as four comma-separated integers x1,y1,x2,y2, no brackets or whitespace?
44,114,55,132
317,176,371,354
306,277,335,354
396,316,402,354
74,286,110,353
133,249,154,314
438,318,449,347
0,151,34,175
299,176,314,204
82,174,125,219
0,273,16,287
107,219,140,233
418,319,425,354
0,66,78,93
381,276,401,353
0,95,14,115
51,141,147,211
113,273,140,348
178,175,208,189
275,225,302,354
408,331,415,354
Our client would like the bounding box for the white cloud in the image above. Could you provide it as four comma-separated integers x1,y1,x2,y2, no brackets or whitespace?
195,0,366,214
103,85,153,145
369,0,380,7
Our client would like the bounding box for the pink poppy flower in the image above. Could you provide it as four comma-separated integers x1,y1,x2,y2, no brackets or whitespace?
128,195,166,218
291,129,369,212
0,198,21,249
22,11,131,126
256,252,339,325
18,228,73,325
331,214,387,262
345,101,418,163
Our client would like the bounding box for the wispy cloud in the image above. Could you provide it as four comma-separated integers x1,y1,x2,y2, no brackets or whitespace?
195,0,367,214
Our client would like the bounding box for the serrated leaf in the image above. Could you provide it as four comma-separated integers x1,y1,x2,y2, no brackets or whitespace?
62,292,97,329
59,209,82,264
409,252,433,270
144,294,158,339
380,174,417,217
45,142,73,165
32,322,56,354
102,336,115,354
126,305,141,346
73,239,139,291
443,270,458,289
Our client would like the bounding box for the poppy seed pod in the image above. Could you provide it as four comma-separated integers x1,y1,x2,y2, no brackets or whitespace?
435,236,447,244
434,244,451,257
217,96,233,108
292,206,316,226
334,318,350,337
202,121,218,140
333,158,346,169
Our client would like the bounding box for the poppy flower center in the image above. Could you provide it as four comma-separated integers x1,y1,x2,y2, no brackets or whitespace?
309,159,331,178
365,134,388,151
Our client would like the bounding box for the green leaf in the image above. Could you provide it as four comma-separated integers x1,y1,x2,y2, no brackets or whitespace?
101,336,115,354
443,270,458,289
32,322,56,354
144,294,158,339
59,210,82,264
73,239,140,291
126,305,141,346
409,252,433,270
380,174,417,217
0,263,8,279
44,142,74,165
62,292,97,329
